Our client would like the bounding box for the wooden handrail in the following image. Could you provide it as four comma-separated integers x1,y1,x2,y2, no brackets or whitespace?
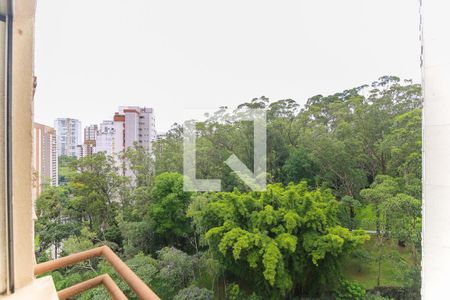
35,246,160,300
57,274,127,300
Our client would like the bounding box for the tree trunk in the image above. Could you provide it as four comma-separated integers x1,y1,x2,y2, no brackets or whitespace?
377,256,381,287
376,206,380,235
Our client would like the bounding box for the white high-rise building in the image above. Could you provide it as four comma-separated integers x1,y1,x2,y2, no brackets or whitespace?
94,106,156,158
95,120,116,156
119,106,156,177
54,118,82,157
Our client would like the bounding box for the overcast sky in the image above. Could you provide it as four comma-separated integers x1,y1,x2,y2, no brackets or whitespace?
34,0,421,132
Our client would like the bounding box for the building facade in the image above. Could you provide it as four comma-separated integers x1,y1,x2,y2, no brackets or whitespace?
84,124,97,141
118,106,156,151
76,124,98,159
95,120,116,156
94,106,156,158
76,140,96,159
113,113,125,154
32,123,58,199
54,118,82,157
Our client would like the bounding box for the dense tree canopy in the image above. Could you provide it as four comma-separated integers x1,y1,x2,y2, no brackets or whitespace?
191,183,369,298
35,76,422,299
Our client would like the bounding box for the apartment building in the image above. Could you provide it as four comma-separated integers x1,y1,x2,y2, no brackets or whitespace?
32,123,58,199
94,106,156,157
113,113,125,154
84,124,97,141
76,140,96,159
54,118,82,157
118,106,156,151
95,120,116,156
76,124,98,158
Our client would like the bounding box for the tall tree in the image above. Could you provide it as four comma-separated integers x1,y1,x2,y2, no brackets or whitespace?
35,186,77,258
146,173,193,252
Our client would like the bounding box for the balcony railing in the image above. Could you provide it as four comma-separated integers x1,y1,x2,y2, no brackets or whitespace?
57,274,126,300
34,246,160,300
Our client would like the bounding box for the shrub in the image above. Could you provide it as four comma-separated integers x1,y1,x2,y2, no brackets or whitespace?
173,286,213,300
335,280,366,300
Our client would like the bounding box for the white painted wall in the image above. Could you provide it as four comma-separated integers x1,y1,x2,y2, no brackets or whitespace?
95,120,115,156
422,1,450,298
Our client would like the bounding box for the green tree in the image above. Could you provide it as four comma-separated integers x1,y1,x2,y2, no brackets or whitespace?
174,286,213,300
35,186,77,258
67,153,127,242
154,124,184,175
146,173,193,252
360,175,400,234
361,175,421,288
192,182,369,298
383,109,422,198
381,194,421,261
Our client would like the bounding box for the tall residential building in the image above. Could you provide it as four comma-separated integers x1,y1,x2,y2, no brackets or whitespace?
113,113,125,154
54,118,82,157
76,140,96,159
118,106,156,151
94,106,156,157
77,124,98,158
84,124,98,141
32,123,58,199
95,120,116,156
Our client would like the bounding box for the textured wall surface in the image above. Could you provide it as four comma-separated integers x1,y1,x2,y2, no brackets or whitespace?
11,0,37,290
422,0,450,298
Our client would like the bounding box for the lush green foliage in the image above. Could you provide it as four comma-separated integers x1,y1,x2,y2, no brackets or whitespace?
192,183,369,298
147,173,193,251
335,280,366,300
35,76,422,299
173,286,214,300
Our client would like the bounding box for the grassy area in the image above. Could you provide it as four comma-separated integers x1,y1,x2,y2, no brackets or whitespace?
58,155,77,184
342,237,416,289
59,166,72,177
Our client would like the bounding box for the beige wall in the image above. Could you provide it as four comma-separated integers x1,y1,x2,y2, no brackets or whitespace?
11,0,37,290
33,122,57,199
0,0,37,294
0,15,7,294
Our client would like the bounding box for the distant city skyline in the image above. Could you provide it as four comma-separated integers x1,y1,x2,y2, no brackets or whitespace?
94,106,156,157
33,0,421,131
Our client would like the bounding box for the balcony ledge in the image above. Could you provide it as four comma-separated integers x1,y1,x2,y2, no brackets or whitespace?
0,276,58,300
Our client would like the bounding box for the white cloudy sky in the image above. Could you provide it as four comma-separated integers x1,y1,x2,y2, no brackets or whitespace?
34,0,421,132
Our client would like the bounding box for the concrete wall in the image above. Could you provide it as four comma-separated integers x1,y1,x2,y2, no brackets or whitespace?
11,0,37,290
0,0,40,294
422,0,450,298
0,14,8,295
